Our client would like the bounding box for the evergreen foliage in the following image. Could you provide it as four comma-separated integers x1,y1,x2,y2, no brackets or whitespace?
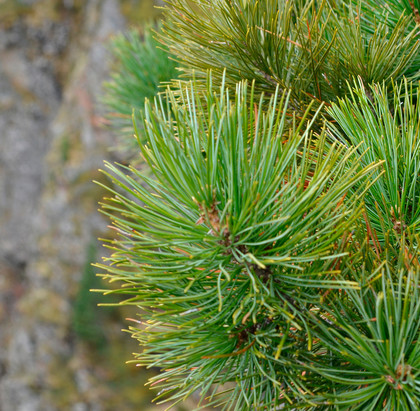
328,79,420,242
98,0,420,409
103,24,178,151
161,0,420,114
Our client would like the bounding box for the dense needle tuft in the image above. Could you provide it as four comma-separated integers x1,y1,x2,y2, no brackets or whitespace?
97,1,420,409
97,77,378,409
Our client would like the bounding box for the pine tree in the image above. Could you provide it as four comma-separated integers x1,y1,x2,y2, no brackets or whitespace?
99,1,420,409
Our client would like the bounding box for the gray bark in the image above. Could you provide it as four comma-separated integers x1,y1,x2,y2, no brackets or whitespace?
0,2,130,410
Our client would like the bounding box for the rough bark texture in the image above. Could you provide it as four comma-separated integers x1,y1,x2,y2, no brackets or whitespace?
0,1,166,410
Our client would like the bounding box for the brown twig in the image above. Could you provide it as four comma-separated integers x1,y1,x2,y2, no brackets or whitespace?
409,0,420,26
202,340,255,359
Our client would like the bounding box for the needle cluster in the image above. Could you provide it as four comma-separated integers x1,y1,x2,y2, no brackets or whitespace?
98,1,420,409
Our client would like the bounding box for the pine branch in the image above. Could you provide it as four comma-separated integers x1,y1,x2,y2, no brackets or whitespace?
160,0,420,115
306,266,420,409
96,75,380,409
102,23,178,153
327,78,420,243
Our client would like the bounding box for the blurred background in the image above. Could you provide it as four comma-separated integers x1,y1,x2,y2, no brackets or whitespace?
0,1,200,410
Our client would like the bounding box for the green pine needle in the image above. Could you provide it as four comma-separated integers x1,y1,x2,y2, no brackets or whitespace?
97,75,380,409
103,23,178,152
327,78,420,243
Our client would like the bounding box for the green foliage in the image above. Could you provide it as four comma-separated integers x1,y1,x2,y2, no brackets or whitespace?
97,77,379,408
161,0,420,115
306,247,420,409
355,0,420,78
328,79,420,242
332,10,419,86
103,24,178,152
97,0,420,409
